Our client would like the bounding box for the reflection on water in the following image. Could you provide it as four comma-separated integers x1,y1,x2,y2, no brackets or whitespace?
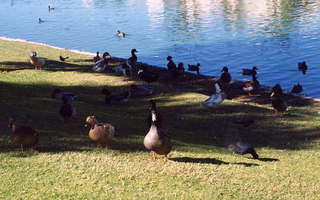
0,0,320,96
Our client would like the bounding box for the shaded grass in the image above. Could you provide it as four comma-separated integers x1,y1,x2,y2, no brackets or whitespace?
0,39,320,199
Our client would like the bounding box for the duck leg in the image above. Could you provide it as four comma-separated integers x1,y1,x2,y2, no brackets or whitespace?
151,151,157,160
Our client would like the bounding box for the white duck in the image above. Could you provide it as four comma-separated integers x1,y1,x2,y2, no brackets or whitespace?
201,83,225,107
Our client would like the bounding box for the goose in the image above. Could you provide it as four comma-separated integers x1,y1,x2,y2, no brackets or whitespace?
116,30,126,37
130,84,154,97
201,83,225,107
228,141,259,159
85,116,115,149
92,52,110,72
59,56,69,62
51,88,77,101
59,96,75,122
101,88,130,104
291,83,303,94
29,51,46,70
242,74,260,96
144,100,172,161
271,84,287,117
298,61,307,75
242,66,257,76
188,63,200,75
9,117,39,153
93,51,101,63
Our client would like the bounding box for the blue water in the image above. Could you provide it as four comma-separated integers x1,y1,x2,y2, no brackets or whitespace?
1,0,320,96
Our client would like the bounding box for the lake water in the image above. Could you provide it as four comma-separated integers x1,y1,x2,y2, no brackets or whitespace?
1,0,320,97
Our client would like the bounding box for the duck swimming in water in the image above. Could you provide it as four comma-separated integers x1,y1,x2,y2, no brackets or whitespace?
116,30,126,37
242,66,257,76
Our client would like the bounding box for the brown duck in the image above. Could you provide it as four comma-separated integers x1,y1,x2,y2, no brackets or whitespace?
9,117,39,152
85,116,115,149
143,100,172,161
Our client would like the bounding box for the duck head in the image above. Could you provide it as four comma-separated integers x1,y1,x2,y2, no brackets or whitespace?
252,66,258,70
221,66,228,72
271,84,283,97
30,51,37,57
85,116,98,128
167,56,173,61
131,49,138,54
102,52,111,60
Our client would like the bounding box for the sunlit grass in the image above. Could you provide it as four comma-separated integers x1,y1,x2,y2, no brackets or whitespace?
0,39,320,199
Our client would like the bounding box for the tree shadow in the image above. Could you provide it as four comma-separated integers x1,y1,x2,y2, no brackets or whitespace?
170,157,259,166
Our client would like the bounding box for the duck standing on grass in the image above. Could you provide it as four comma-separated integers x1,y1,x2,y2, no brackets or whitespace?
59,96,75,122
59,55,69,62
144,100,172,161
138,67,159,84
218,66,232,93
9,117,39,153
51,88,77,101
85,116,115,150
201,83,225,107
29,51,46,70
271,84,287,117
127,49,138,72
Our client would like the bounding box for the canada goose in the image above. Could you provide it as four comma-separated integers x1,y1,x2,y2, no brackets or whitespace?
271,84,287,117
85,116,115,149
242,66,257,76
201,83,225,107
29,51,46,70
188,63,200,75
144,100,172,161
59,56,69,62
9,117,39,152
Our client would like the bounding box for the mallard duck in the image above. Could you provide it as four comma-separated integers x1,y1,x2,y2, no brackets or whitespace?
188,63,200,75
85,116,115,149
201,83,225,107
59,96,75,122
38,18,45,23
116,30,126,37
228,141,259,159
138,68,159,84
291,83,303,94
48,5,55,11
29,51,46,70
51,88,77,101
243,74,260,96
101,88,130,104
130,84,154,97
144,100,172,161
59,56,69,62
271,84,287,117
242,66,257,76
298,61,307,75
9,117,39,152
93,51,101,63
92,52,110,72
219,66,232,84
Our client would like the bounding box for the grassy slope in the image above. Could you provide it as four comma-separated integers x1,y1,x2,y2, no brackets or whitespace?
0,39,320,199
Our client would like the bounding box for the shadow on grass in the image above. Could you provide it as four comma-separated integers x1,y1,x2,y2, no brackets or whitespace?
256,158,280,162
170,157,259,166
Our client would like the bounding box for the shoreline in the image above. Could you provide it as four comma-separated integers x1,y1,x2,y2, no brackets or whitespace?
1,35,319,102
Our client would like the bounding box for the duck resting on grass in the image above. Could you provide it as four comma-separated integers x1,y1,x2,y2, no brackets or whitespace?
9,117,39,153
271,84,287,117
242,66,257,76
228,141,259,159
29,51,46,70
201,83,225,107
59,96,75,122
85,116,115,150
101,88,130,104
144,100,172,161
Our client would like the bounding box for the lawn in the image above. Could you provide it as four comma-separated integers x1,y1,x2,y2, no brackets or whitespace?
0,38,319,199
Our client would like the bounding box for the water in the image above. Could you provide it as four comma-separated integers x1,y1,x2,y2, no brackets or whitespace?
1,0,320,97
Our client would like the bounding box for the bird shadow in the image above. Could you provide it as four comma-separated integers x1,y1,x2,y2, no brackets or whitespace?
256,157,279,162
170,157,259,166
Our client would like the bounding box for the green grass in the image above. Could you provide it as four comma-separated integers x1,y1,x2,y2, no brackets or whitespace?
0,38,320,199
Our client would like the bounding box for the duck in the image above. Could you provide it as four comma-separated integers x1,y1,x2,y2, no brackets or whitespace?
51,88,77,101
101,88,130,104
228,141,259,159
271,84,287,117
92,52,111,72
130,84,154,97
59,96,75,122
38,18,45,23
177,62,185,74
138,68,159,84
93,51,101,63
242,66,257,76
116,30,126,37
127,49,138,70
85,116,115,149
298,61,307,75
291,83,303,94
29,51,46,70
48,5,55,11
166,56,177,72
188,63,200,75
9,117,39,153
242,74,260,96
201,83,225,107
59,55,69,62
144,100,172,161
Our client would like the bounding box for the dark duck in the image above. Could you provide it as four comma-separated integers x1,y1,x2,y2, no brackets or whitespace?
298,61,308,75
59,55,69,62
291,83,303,94
51,88,77,101
101,88,130,104
144,100,172,161
271,84,287,117
242,66,257,76
59,96,75,122
188,63,200,75
228,140,259,159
